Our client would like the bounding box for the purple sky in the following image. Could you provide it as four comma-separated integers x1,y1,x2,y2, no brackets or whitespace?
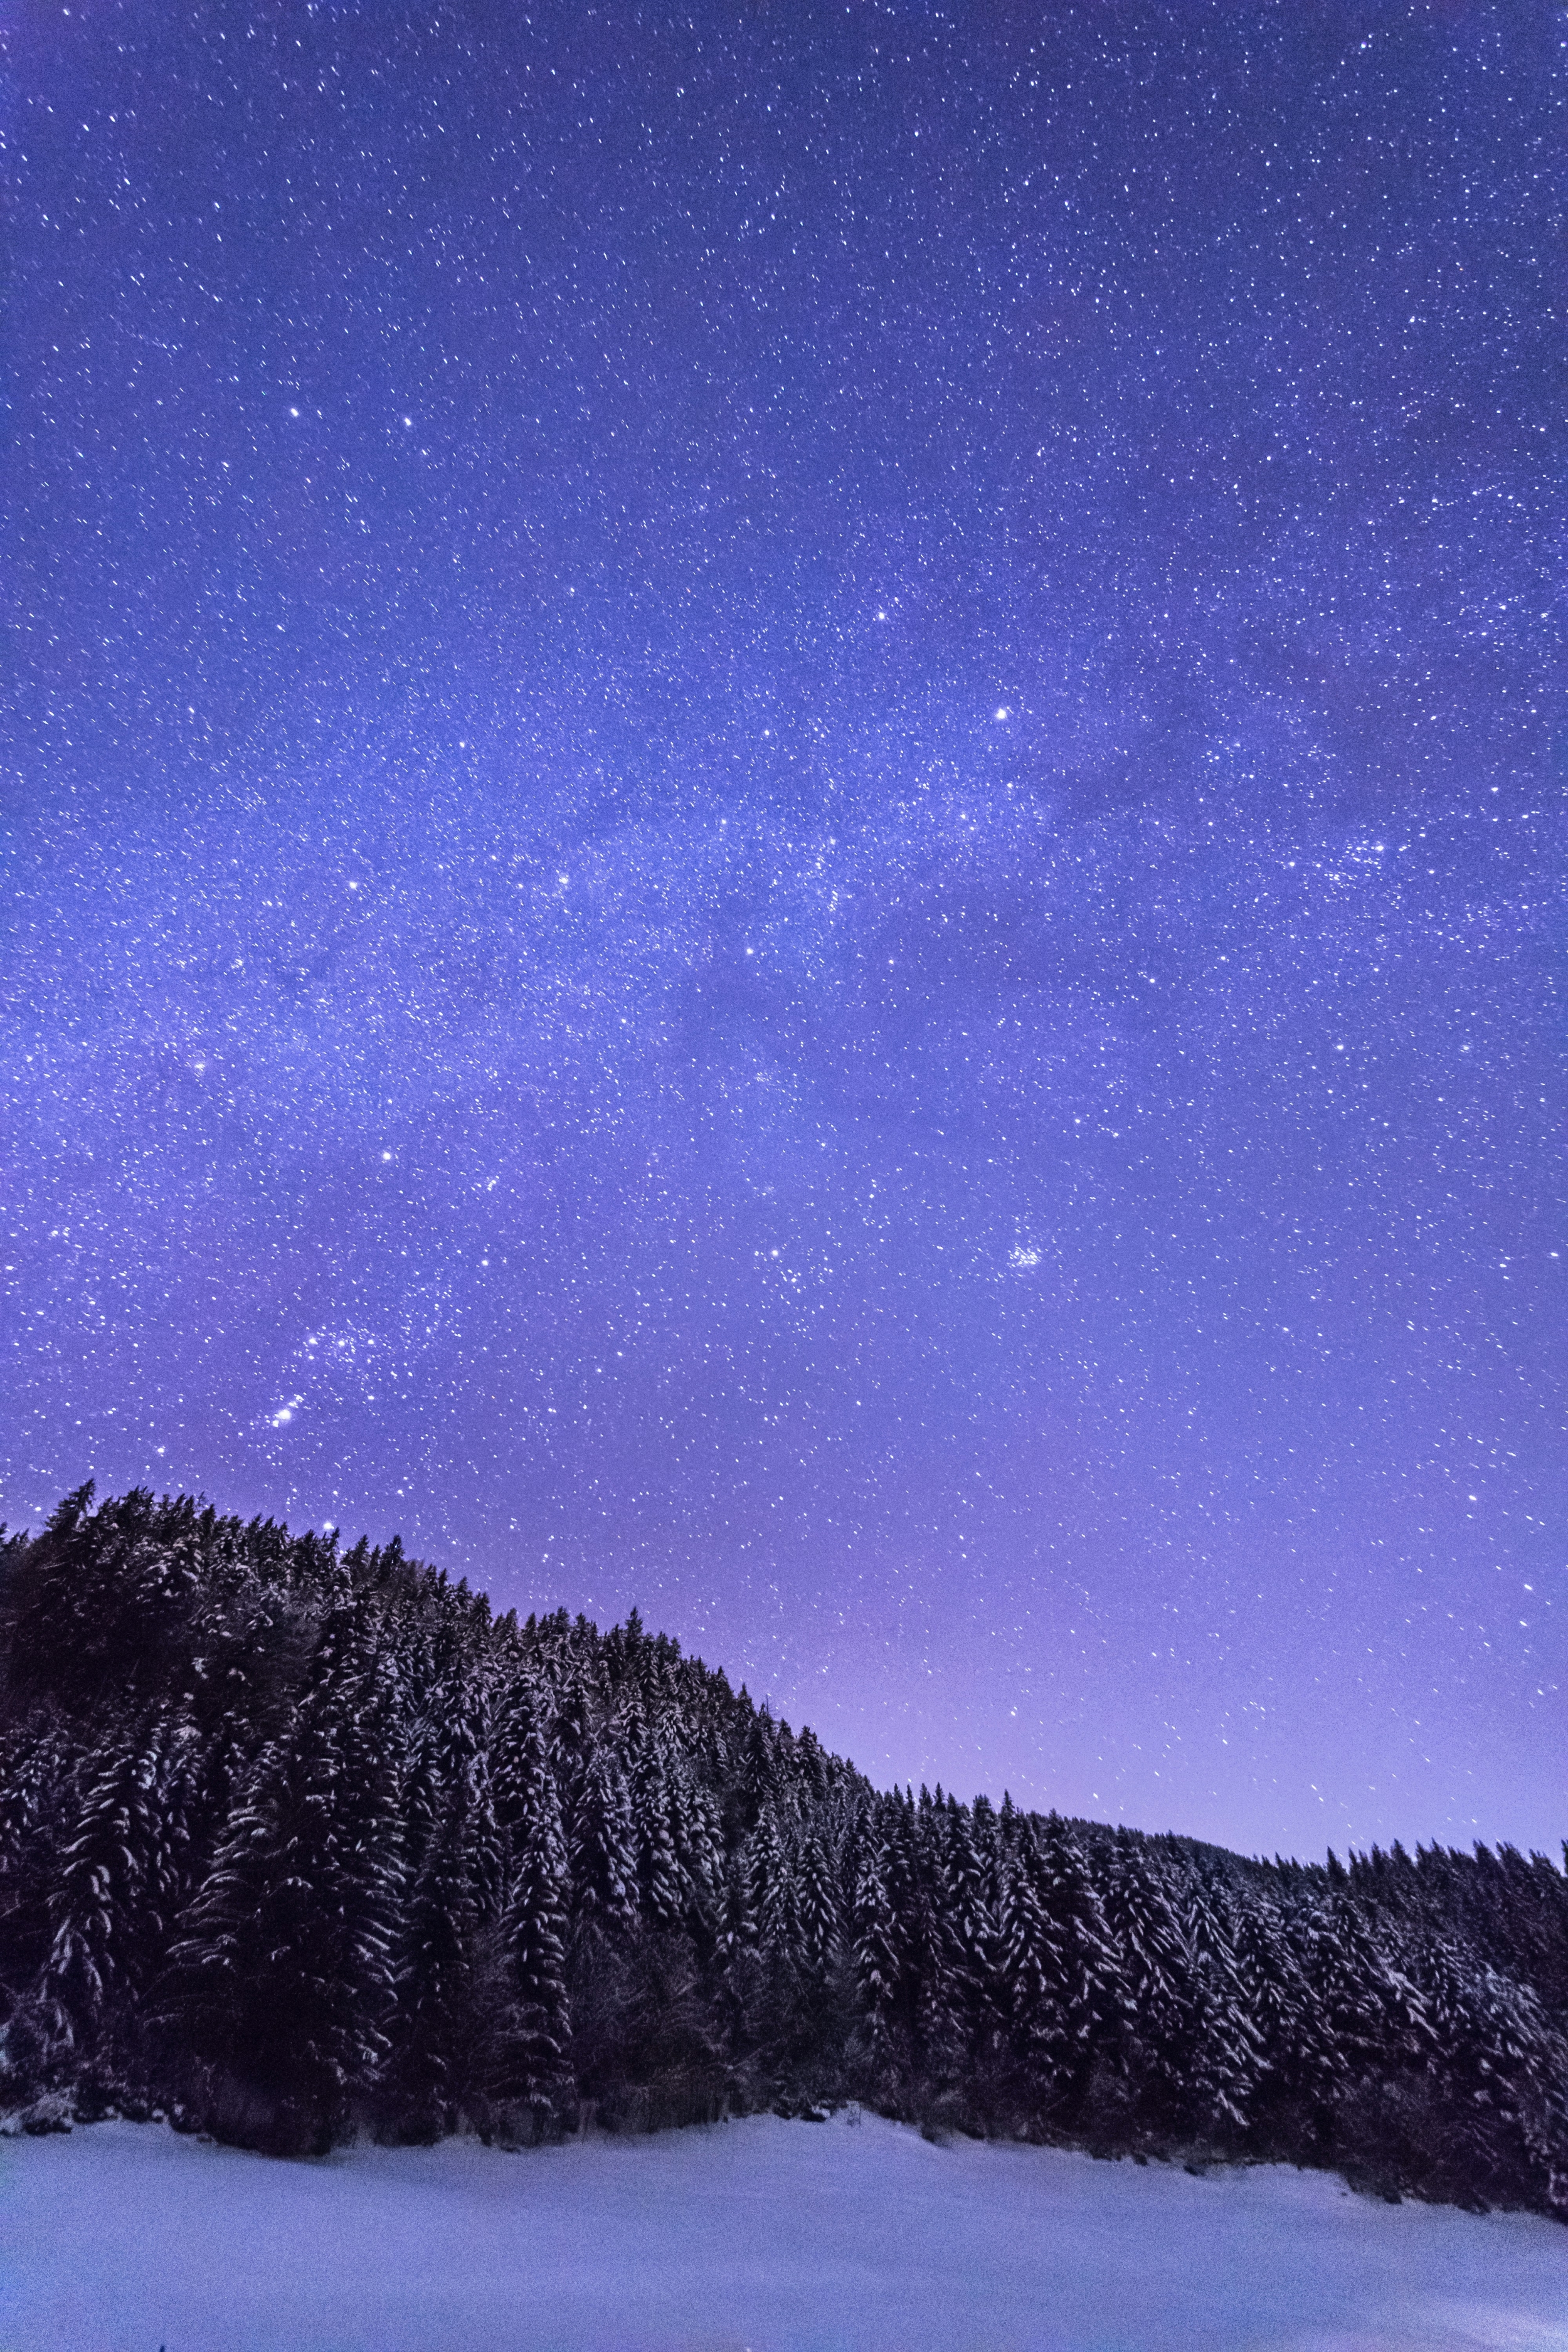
4,0,1563,1862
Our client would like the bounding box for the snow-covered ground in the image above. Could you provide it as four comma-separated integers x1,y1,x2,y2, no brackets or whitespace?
1,2109,1564,2352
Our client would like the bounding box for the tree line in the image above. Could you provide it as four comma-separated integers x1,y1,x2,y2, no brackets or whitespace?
1,1486,1564,2218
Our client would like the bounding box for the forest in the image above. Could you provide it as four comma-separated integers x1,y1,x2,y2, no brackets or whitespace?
1,1486,1564,2220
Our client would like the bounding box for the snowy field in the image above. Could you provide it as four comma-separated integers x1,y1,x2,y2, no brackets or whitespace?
1,2110,1564,2352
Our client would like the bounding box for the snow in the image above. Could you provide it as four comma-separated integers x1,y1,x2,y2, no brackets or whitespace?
1,2111,1564,2352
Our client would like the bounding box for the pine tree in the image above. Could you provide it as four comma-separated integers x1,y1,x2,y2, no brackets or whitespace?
1182,1872,1260,2137
42,1716,166,2067
851,1833,903,2074
669,1766,724,1949
1100,1829,1194,2132
1001,1814,1125,2126
399,1730,444,1891
713,1846,762,2055
632,1745,685,1932
383,1768,490,2140
568,1748,637,1939
996,1820,1066,2092
490,1677,543,1841
162,1611,402,2151
795,1828,842,1989
715,1848,757,1971
746,1807,795,1959
1232,1893,1313,2145
1308,1890,1429,2126
549,1680,598,1825
494,1748,573,2136
9,1486,204,1712
0,1720,73,2042
933,1801,995,2066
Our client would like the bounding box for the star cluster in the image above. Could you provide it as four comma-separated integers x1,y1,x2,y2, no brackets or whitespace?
3,0,1563,1857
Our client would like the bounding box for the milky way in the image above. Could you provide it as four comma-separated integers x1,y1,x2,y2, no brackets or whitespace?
4,1,1563,1858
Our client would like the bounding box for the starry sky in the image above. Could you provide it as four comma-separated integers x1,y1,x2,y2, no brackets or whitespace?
4,0,1564,1860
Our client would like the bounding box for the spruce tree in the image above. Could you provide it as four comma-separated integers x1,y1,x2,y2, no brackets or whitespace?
0,1720,73,2040
42,1715,166,2070
1182,1872,1260,2137
1100,1829,1194,2134
851,1833,903,2079
568,1749,637,1939
1232,1894,1312,2147
494,1744,573,2137
746,1807,795,1959
795,1828,842,1990
996,1819,1067,2100
384,1768,491,2141
632,1745,685,1932
934,1801,995,2068
162,1611,402,2151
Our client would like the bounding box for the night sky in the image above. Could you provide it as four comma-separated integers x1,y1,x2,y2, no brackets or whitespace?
4,1,1564,1861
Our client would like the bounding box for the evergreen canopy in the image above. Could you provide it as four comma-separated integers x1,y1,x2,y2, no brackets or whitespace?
2,1486,1564,2218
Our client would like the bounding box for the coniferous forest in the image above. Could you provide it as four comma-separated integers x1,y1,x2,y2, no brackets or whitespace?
1,1486,1564,2221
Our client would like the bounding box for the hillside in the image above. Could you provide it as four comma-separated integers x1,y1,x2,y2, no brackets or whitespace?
1,1486,1565,2218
